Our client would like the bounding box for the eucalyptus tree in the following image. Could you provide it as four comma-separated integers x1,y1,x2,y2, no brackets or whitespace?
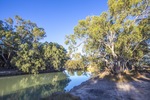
0,16,68,74
0,18,16,68
0,16,46,73
65,53,87,70
42,42,68,70
65,0,150,73
11,43,46,74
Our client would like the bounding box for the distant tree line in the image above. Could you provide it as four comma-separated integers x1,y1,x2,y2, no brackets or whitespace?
0,16,68,74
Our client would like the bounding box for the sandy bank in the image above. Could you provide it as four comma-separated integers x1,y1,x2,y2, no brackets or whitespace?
70,73,150,100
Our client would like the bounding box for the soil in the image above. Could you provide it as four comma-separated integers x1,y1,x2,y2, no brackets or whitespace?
70,73,150,100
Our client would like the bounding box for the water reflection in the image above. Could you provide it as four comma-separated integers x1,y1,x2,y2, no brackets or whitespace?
0,72,70,100
64,70,91,91
0,70,91,100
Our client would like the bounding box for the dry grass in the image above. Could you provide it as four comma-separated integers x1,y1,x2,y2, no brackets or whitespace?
70,69,150,100
98,69,150,82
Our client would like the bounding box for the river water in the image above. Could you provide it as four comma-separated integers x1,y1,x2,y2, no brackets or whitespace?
0,70,91,100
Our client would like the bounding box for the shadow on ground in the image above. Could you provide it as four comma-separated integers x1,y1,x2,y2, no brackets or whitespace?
70,72,150,100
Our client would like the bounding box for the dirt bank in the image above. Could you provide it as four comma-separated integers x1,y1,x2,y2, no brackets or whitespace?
70,73,150,100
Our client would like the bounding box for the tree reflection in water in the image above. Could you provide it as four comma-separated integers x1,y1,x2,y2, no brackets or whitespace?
66,70,90,77
0,72,70,100
64,70,91,92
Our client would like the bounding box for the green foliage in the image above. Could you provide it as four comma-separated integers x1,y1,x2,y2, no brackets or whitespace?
11,43,45,74
42,42,68,70
65,0,150,73
0,16,67,74
65,53,86,70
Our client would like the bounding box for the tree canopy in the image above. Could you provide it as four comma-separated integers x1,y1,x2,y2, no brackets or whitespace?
0,16,68,74
65,0,150,73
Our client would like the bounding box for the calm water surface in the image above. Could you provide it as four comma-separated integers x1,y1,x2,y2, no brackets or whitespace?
0,70,91,100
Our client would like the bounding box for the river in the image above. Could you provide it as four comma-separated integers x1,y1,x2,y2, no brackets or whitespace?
0,70,91,100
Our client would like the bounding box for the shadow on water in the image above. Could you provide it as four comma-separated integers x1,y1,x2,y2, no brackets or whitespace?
0,72,71,100
0,70,91,100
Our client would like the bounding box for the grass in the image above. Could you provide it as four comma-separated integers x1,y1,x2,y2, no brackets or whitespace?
98,69,150,82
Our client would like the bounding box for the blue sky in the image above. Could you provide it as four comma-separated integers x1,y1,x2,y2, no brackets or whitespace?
0,0,108,49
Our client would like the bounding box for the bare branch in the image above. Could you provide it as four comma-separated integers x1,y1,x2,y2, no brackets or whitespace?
132,0,149,24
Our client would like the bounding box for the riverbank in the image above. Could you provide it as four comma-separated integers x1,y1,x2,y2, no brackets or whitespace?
69,72,150,100
0,69,65,77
